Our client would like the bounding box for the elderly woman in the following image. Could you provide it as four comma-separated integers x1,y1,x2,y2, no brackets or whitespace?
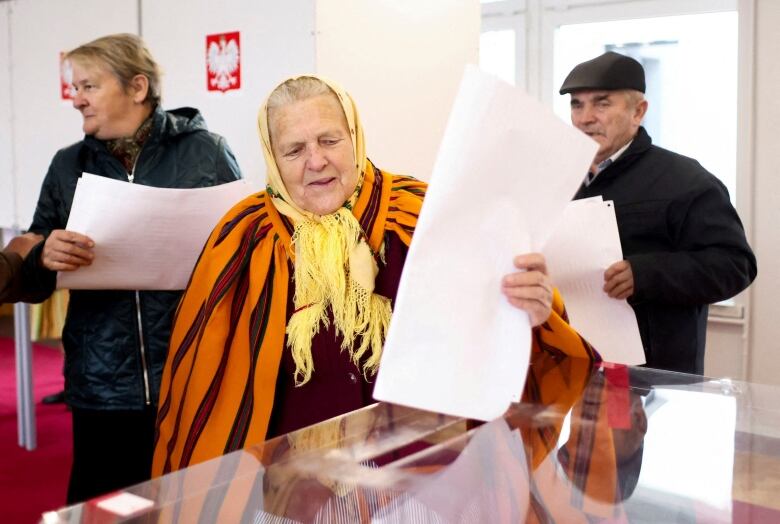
153,75,596,476
18,34,241,503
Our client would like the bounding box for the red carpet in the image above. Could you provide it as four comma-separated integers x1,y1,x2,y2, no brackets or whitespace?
0,337,71,524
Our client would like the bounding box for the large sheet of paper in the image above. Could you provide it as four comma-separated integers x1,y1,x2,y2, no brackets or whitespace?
57,174,255,290
373,66,598,421
543,199,645,365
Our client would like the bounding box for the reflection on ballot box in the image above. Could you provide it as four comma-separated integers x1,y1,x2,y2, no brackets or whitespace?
39,351,780,523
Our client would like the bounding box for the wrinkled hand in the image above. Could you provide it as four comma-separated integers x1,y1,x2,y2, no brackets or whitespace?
501,253,553,327
4,233,44,258
604,260,634,299
41,230,94,272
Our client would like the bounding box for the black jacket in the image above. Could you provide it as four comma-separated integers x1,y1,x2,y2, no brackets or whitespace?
574,127,756,374
22,106,242,409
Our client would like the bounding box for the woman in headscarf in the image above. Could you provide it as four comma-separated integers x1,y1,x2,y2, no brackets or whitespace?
153,75,598,477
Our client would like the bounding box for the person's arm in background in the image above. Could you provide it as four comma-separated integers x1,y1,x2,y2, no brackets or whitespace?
0,233,45,303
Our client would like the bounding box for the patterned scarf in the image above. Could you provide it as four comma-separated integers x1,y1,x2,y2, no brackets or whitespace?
105,112,154,173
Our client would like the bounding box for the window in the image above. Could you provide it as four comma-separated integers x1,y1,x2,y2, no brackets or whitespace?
479,0,526,88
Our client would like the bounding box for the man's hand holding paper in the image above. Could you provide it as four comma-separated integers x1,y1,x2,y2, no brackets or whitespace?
604,259,634,300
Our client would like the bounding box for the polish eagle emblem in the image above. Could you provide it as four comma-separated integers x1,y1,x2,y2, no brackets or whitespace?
206,34,240,92
60,54,75,100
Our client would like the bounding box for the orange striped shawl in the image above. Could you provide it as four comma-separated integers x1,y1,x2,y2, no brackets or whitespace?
153,163,597,477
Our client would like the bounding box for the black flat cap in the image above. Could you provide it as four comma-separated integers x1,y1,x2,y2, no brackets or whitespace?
559,51,645,95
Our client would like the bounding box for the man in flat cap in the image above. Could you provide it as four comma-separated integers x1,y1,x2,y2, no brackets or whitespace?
561,51,756,374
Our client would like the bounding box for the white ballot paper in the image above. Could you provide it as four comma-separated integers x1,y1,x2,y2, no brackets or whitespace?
543,199,645,365
373,66,598,421
57,174,254,290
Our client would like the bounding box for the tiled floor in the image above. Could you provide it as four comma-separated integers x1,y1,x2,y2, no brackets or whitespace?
733,451,780,510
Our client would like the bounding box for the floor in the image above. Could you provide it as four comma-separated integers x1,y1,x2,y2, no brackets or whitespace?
733,451,780,511
0,317,70,523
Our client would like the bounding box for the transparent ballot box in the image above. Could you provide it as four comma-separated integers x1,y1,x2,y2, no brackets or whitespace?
41,354,780,523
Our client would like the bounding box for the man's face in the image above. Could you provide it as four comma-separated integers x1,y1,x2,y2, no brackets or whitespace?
570,90,646,164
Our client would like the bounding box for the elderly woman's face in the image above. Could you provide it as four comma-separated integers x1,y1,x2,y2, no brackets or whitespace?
270,94,358,215
70,60,142,140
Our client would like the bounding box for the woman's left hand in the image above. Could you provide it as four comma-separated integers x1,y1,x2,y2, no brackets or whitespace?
501,253,553,327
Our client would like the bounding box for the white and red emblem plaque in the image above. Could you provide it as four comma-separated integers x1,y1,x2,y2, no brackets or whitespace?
60,52,75,101
206,31,241,93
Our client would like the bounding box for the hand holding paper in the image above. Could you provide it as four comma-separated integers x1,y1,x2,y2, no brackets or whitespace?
501,253,553,327
41,230,95,272
373,66,598,421
603,259,634,299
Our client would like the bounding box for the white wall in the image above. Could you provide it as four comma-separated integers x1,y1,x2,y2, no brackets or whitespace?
140,0,317,188
0,4,13,228
747,0,780,386
3,0,477,224
6,0,138,229
315,0,480,181
705,322,744,378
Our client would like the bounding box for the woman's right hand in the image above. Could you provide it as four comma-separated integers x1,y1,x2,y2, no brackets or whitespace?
41,230,95,271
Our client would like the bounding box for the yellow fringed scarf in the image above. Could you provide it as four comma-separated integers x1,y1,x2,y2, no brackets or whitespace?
286,208,391,384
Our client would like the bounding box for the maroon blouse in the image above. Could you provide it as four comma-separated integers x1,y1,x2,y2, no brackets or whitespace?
266,233,408,438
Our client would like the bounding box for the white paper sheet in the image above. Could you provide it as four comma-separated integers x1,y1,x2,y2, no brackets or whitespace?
373,66,598,421
543,199,645,365
57,174,255,290
95,492,155,517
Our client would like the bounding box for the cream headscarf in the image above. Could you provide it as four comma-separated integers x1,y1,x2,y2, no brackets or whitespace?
258,75,390,385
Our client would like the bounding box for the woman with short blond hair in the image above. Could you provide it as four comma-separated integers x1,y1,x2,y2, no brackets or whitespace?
20,33,241,502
